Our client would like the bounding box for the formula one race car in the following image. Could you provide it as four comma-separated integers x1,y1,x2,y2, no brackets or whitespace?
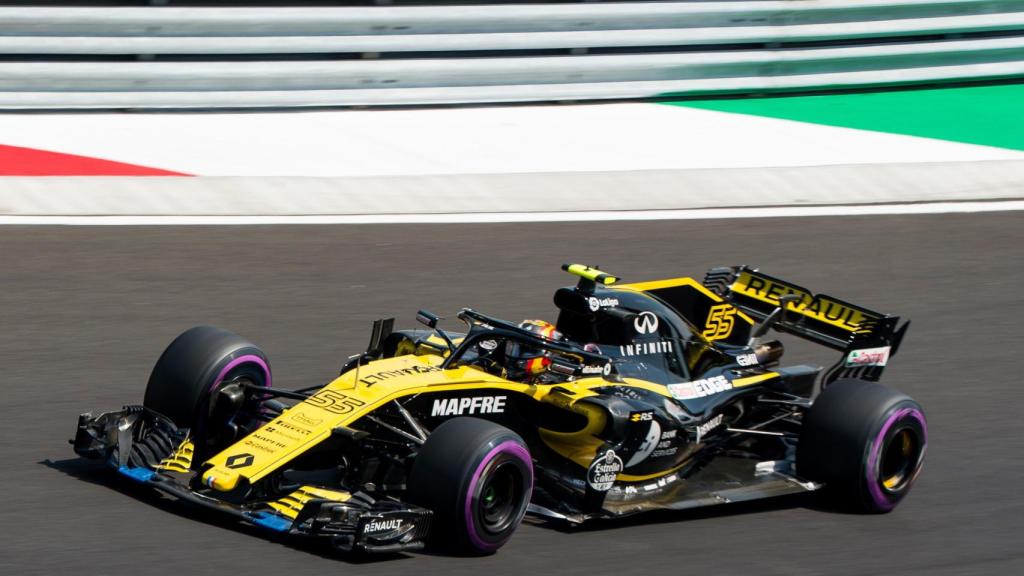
72,264,927,554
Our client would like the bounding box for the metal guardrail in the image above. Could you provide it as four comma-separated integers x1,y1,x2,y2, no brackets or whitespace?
3,13,1024,54
0,1,1022,109
4,2,1023,36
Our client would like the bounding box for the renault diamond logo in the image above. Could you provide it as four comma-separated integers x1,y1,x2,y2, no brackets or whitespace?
225,453,254,469
634,311,659,335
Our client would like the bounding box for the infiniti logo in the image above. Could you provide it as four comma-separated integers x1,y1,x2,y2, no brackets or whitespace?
634,311,659,335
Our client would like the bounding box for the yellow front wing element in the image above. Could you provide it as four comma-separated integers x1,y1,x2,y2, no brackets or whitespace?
156,439,194,473
267,486,352,519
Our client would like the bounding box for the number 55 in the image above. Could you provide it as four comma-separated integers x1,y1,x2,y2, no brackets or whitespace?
702,304,736,340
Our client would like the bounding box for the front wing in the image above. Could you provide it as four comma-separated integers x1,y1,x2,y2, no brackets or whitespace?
72,407,431,553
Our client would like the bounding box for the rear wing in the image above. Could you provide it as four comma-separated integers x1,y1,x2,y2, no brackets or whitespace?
703,266,910,384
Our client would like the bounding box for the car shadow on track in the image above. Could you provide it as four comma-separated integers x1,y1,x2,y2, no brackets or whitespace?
40,457,416,565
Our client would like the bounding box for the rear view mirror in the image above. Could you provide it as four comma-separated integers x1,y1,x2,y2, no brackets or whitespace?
416,310,440,329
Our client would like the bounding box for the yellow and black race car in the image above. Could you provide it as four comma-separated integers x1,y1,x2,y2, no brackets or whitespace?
72,264,926,555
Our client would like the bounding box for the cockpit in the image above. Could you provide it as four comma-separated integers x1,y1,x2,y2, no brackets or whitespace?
442,309,611,385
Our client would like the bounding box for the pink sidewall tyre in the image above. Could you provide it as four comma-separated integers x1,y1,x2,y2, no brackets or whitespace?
407,417,533,554
797,379,927,513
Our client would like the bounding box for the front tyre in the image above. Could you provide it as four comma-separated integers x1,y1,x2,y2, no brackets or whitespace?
143,326,271,460
797,379,927,512
408,418,533,554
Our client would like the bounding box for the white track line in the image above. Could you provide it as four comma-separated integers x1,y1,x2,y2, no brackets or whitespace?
1,200,1021,225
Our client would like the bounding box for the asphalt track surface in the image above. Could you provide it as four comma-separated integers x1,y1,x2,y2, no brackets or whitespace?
2,212,1022,576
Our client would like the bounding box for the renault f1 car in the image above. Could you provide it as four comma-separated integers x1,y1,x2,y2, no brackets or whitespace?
72,264,927,554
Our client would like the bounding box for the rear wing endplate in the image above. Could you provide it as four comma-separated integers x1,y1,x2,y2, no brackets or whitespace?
703,266,910,383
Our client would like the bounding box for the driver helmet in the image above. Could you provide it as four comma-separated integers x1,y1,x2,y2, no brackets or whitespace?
506,319,563,381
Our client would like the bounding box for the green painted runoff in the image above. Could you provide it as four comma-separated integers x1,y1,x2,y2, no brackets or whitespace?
665,83,1024,151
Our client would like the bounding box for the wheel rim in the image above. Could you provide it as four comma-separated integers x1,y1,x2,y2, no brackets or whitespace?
477,460,522,535
879,426,921,493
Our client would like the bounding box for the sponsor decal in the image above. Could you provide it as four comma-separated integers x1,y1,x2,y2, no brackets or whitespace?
245,433,289,450
587,449,623,491
626,420,662,467
225,453,254,469
588,296,620,311
651,429,678,457
363,518,404,534
479,339,498,351
733,271,877,330
641,474,679,493
268,420,313,436
359,365,440,386
291,412,322,427
667,382,697,400
431,395,506,417
633,311,659,335
694,414,724,442
667,375,732,401
619,340,674,357
845,346,891,367
629,411,653,423
240,439,275,454
626,474,679,494
702,304,737,340
262,425,304,442
580,363,612,376
736,353,758,367
606,385,645,401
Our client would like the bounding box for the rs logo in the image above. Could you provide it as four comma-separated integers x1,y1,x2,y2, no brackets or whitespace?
306,389,366,415
630,411,653,422
702,304,736,340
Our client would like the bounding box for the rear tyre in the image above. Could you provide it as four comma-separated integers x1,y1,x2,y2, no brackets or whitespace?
143,326,271,458
407,418,533,554
797,379,927,513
